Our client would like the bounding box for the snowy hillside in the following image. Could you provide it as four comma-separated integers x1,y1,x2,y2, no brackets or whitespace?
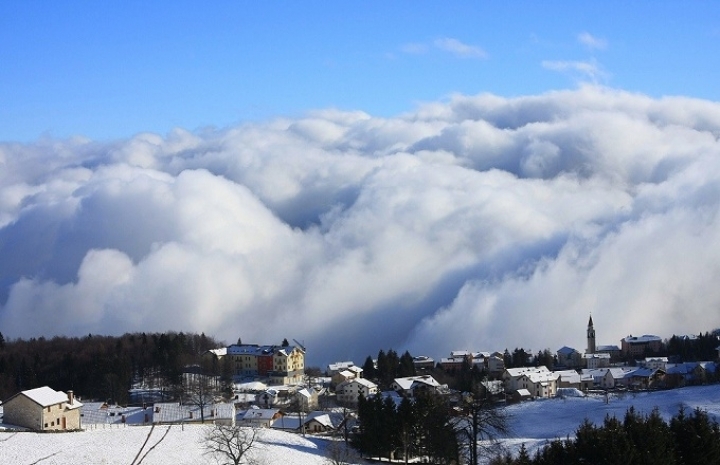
0,425,354,465
1,385,720,464
504,384,720,455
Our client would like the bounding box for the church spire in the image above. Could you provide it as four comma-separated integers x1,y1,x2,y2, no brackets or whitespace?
587,314,596,354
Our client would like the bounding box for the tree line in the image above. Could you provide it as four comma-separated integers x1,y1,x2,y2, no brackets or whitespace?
0,331,223,404
493,406,720,465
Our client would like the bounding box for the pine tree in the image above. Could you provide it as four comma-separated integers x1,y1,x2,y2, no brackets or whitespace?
361,355,377,380
398,350,416,377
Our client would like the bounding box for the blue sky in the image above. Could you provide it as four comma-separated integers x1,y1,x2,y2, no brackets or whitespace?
2,2,719,142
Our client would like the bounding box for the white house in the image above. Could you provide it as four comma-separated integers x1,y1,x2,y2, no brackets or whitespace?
335,378,378,405
502,366,550,392
391,375,443,397
583,353,611,369
516,371,560,398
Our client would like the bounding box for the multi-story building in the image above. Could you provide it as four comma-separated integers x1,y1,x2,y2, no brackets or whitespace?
224,343,305,384
621,335,663,357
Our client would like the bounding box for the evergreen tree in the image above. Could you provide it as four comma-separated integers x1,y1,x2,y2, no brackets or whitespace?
361,355,377,380
398,350,416,378
670,407,720,464
515,444,531,465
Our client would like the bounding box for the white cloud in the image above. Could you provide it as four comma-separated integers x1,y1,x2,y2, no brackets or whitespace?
542,59,606,83
578,32,608,50
433,37,488,59
2,86,720,366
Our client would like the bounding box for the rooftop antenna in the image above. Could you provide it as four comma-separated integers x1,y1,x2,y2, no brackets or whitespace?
293,339,306,352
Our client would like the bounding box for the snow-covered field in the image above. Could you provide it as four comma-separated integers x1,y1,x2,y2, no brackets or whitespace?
0,425,347,465
1,384,719,464
504,384,720,455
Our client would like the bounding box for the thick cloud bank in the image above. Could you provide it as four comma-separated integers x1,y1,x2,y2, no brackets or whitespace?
2,86,720,365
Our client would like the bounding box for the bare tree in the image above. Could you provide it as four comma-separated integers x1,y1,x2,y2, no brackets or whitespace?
455,390,510,465
183,372,219,423
324,440,360,465
203,424,260,465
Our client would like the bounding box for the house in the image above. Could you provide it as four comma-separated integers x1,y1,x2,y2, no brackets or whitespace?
642,357,668,370
583,353,611,369
239,408,282,428
335,378,378,405
509,389,532,403
412,355,435,370
327,361,355,375
294,387,319,411
581,368,632,389
624,368,664,390
270,414,303,432
502,366,550,392
331,369,357,387
557,370,594,391
486,354,506,375
81,402,153,425
3,386,82,431
516,371,560,398
557,347,583,368
303,411,345,433
664,362,696,388
391,375,443,397
596,345,622,362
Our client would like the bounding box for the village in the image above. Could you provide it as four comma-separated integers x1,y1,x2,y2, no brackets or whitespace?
1,315,719,438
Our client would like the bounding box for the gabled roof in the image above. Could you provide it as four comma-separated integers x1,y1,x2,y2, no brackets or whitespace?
338,378,377,390
304,411,344,429
521,371,560,383
393,375,441,391
241,408,280,421
10,386,79,408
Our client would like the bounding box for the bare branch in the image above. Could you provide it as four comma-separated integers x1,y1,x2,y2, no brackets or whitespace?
135,425,172,465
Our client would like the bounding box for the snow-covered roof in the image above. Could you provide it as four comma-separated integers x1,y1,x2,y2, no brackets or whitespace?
327,361,354,372
15,386,79,408
505,366,550,377
345,378,377,389
596,345,620,351
241,408,279,421
623,334,661,343
521,371,560,383
557,346,578,355
583,353,610,359
208,347,227,357
270,415,302,430
304,411,344,429
393,375,441,391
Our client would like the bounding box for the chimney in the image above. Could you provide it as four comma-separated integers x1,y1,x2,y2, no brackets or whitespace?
67,390,75,405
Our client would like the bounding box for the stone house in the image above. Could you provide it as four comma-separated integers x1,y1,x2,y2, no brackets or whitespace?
3,386,83,431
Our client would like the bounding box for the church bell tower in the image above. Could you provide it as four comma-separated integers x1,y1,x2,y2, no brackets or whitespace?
587,315,596,354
